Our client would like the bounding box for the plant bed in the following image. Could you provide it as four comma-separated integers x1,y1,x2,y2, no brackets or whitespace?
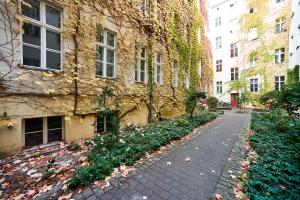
236,110,300,200
67,111,220,189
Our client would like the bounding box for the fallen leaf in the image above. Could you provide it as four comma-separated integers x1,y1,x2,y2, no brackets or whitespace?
142,196,147,200
167,162,171,165
211,170,215,173
278,184,286,190
215,193,223,199
185,157,191,162
26,190,36,197
228,170,233,174
230,174,236,179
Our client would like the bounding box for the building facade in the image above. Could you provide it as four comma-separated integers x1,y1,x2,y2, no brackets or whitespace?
209,0,291,106
0,0,212,153
289,0,300,79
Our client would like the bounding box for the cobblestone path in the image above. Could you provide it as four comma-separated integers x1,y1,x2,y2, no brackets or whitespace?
75,111,251,200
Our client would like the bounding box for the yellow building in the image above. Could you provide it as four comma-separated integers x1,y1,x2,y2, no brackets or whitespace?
0,0,212,153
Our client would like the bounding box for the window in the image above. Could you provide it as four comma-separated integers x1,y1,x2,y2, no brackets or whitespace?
184,73,190,89
275,17,286,33
216,37,222,49
216,81,222,94
216,60,222,72
231,67,239,81
250,78,258,92
135,48,147,82
215,17,221,27
276,0,285,3
95,113,116,134
275,76,285,91
24,116,63,147
141,0,151,16
172,61,179,88
250,58,257,67
22,0,62,70
275,48,285,63
96,28,116,78
249,8,254,13
153,53,163,85
230,43,238,57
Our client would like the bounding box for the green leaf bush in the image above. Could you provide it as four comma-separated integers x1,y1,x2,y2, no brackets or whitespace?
68,111,219,189
247,111,300,199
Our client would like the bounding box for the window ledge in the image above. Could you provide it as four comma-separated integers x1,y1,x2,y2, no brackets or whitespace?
21,65,63,73
95,75,116,80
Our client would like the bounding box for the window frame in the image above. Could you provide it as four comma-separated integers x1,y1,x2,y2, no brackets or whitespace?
96,28,116,79
135,47,147,83
22,115,64,147
172,61,179,88
231,67,239,81
250,78,259,93
275,17,286,33
275,48,285,64
215,17,221,27
153,52,163,85
230,43,238,57
216,81,222,94
216,60,222,72
21,0,63,71
216,36,222,49
275,76,285,91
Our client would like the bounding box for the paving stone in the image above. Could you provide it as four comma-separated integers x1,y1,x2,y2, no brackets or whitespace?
75,111,250,200
82,188,94,198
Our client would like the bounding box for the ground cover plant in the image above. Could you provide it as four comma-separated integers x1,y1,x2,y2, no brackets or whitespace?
247,110,300,199
67,111,219,189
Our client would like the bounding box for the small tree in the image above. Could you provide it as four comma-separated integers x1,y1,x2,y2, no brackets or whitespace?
185,92,207,117
207,96,218,111
276,82,300,124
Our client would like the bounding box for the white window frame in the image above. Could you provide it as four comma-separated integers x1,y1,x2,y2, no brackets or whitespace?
275,48,285,64
250,58,257,67
216,60,222,72
21,1,63,71
275,17,286,33
250,78,259,93
216,37,222,49
275,76,285,91
184,73,190,89
215,17,221,27
231,67,239,81
141,0,151,16
96,28,116,78
230,43,238,57
22,116,64,146
172,61,179,88
216,81,222,94
135,47,147,83
153,52,163,85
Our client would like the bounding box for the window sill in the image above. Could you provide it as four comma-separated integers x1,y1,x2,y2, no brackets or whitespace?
95,75,116,80
134,81,147,85
21,65,63,73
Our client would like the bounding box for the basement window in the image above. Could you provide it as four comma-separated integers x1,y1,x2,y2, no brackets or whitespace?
95,114,116,134
24,116,63,147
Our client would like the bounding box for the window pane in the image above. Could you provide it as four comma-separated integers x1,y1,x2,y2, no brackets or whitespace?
106,64,114,77
46,5,61,28
25,132,43,146
96,62,103,76
96,116,105,133
48,116,62,129
140,60,145,71
107,32,115,47
141,48,146,58
23,45,41,67
96,29,104,43
107,49,114,63
22,0,40,20
97,46,104,61
23,23,41,46
46,30,61,51
48,129,62,143
46,51,61,70
140,71,145,82
25,117,43,133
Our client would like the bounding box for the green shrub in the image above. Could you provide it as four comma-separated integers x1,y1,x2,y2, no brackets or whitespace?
68,111,219,189
247,111,300,199
207,96,218,110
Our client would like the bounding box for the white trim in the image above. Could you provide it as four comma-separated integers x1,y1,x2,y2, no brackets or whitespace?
21,0,63,71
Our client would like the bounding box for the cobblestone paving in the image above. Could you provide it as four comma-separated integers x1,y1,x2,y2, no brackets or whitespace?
74,111,251,200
